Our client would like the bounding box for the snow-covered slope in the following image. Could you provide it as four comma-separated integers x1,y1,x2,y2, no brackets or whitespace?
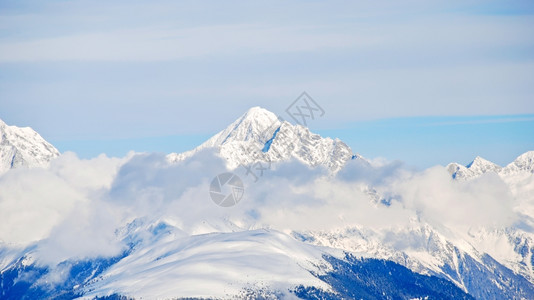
4,217,529,299
82,223,330,299
167,107,358,173
1,222,475,300
299,221,534,299
502,151,534,175
443,151,534,295
0,119,59,174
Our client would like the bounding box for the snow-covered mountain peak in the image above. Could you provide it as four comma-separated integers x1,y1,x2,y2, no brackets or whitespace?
466,156,490,168
502,151,534,174
466,156,502,174
202,106,280,148
167,107,356,172
243,105,277,120
0,118,60,174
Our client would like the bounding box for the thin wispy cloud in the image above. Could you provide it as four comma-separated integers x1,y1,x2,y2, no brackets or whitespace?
0,2,532,63
0,24,364,62
428,116,534,126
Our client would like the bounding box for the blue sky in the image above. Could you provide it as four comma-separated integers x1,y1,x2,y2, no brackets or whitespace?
1,0,533,168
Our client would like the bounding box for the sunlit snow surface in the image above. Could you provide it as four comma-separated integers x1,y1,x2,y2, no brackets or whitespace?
1,110,534,299
82,227,330,299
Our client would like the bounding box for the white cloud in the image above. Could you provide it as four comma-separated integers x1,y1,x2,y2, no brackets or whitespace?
391,166,517,230
0,152,127,262
0,148,527,267
0,168,85,245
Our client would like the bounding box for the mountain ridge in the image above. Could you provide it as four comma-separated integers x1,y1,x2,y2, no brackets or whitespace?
1,110,534,299
447,151,534,179
0,118,60,174
167,106,359,173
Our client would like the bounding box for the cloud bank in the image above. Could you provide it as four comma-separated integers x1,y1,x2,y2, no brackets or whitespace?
0,150,527,266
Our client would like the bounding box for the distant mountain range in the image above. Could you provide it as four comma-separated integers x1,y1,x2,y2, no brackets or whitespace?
1,109,533,299
447,151,534,179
